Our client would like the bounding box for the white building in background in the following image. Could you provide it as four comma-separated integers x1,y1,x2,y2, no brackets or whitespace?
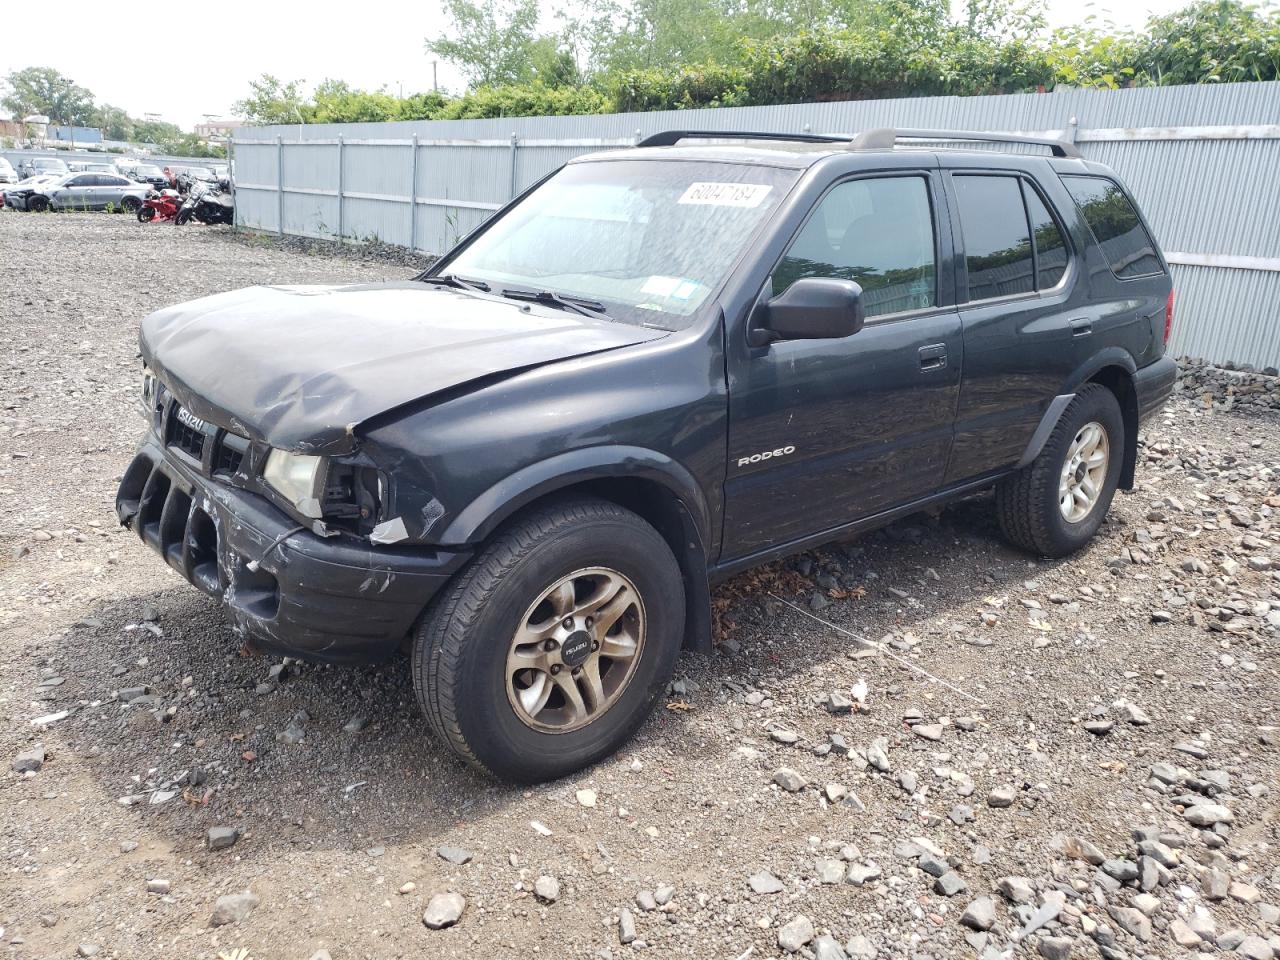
195,119,239,140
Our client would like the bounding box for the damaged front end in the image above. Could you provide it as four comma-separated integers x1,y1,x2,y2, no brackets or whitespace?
116,373,469,664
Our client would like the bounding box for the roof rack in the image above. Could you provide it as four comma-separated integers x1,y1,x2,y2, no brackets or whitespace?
850,127,1081,158
635,130,855,148
635,127,1081,158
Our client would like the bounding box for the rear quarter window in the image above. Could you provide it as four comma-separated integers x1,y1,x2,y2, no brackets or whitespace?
1062,175,1162,280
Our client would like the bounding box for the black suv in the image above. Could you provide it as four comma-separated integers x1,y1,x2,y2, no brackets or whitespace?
117,128,1176,782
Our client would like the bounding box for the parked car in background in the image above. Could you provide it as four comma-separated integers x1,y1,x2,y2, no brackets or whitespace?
170,164,216,183
121,163,169,190
17,156,70,179
2,174,63,210
0,157,17,184
67,161,119,174
24,172,150,213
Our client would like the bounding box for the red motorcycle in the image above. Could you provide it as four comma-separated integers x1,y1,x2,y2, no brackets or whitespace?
137,189,181,223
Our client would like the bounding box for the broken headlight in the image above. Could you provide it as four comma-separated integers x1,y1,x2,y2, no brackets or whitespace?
263,450,326,519
140,369,159,419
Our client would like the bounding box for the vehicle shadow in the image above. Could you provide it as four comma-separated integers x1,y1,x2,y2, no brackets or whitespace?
42,492,1073,859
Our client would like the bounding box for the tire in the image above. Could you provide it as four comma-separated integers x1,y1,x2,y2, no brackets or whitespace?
137,205,155,223
175,208,193,225
996,382,1124,558
413,497,685,783
27,195,48,213
122,195,142,214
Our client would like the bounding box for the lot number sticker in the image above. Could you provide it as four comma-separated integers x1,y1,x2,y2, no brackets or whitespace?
677,182,773,208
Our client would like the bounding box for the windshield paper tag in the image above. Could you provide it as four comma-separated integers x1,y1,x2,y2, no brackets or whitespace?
677,182,772,208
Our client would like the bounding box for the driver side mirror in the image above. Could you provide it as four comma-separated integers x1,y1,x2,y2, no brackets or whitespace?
750,277,866,346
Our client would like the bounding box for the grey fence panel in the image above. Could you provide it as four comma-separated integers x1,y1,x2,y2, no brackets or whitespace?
1167,265,1280,368
230,81,1280,368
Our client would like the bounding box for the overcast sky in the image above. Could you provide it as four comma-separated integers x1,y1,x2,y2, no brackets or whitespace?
11,0,1191,131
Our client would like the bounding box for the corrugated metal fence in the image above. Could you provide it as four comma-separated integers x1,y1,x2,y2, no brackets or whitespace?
232,82,1280,369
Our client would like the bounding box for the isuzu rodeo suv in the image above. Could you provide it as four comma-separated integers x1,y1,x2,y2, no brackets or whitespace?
118,128,1177,781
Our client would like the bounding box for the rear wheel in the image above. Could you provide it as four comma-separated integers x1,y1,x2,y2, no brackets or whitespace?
996,383,1124,558
413,498,684,782
122,195,142,214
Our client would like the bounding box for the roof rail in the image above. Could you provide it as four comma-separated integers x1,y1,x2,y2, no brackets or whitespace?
636,130,855,148
851,127,1081,158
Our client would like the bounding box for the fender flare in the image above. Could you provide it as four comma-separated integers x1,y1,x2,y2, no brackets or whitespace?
1016,348,1141,482
1061,347,1138,392
439,445,713,549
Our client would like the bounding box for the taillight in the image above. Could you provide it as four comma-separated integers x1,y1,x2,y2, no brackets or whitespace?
1163,289,1175,345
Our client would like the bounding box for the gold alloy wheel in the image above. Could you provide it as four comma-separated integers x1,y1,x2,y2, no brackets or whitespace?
505,567,646,733
1059,420,1110,523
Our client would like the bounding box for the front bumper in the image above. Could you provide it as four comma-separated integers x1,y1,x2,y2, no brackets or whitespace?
116,435,470,664
1135,355,1177,422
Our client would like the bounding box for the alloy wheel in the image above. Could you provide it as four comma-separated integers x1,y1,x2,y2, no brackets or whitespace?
505,567,646,733
1058,421,1109,522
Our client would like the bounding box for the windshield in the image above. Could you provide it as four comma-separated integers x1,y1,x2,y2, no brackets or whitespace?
36,159,67,170
135,165,163,176
439,159,798,330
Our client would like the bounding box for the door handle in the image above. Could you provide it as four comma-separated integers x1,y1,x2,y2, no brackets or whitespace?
919,343,948,371
1070,317,1093,337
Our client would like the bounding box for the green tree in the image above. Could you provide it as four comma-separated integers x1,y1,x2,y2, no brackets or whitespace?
132,118,184,144
1137,0,1280,83
2,67,97,125
95,103,135,141
426,0,544,87
232,74,311,125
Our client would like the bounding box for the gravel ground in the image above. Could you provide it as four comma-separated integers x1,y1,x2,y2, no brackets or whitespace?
1,211,1278,960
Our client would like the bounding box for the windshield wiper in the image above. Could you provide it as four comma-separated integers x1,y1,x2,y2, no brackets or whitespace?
419,273,491,293
500,287,612,321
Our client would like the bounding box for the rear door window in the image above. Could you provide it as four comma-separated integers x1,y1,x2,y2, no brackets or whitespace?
1062,175,1162,279
954,174,1075,300
953,175,1035,301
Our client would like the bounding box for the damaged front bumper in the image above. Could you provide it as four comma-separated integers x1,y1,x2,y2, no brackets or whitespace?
116,435,470,664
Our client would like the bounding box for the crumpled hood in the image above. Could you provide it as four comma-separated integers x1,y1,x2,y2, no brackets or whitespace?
140,281,666,455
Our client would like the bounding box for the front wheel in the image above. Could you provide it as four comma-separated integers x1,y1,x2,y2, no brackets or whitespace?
27,195,49,212
413,498,685,782
996,383,1124,558
137,205,155,223
174,208,193,225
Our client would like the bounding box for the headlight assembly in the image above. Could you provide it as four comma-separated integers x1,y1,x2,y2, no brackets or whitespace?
263,449,326,519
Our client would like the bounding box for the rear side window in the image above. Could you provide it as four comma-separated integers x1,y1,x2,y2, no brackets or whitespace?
1062,176,1162,279
774,175,937,318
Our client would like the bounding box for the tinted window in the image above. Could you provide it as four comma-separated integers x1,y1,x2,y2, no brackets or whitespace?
1023,183,1068,289
1063,176,1161,279
102,175,130,186
954,175,1034,300
68,175,94,187
774,176,936,317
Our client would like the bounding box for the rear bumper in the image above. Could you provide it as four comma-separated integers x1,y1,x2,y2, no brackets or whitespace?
1135,355,1177,422
116,436,470,664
